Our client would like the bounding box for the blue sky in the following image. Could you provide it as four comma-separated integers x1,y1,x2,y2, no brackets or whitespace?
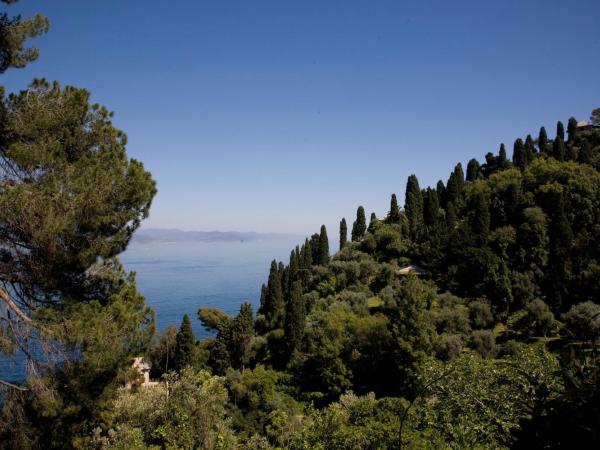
3,0,600,235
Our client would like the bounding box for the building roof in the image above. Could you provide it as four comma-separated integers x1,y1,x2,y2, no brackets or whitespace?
132,356,150,372
398,264,428,275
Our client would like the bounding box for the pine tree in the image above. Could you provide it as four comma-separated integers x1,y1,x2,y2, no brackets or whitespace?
556,121,565,142
552,136,566,161
173,314,196,372
405,175,423,239
318,225,329,264
466,158,481,181
538,127,549,153
339,218,347,250
351,206,367,241
0,3,49,73
284,281,306,356
512,138,526,170
389,193,401,222
368,212,378,233
0,81,157,394
567,117,578,143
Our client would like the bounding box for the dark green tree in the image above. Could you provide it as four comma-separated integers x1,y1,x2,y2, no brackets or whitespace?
424,188,440,232
498,143,509,169
436,180,446,205
538,127,549,153
469,191,490,243
284,281,306,356
389,193,401,222
454,163,465,192
446,201,457,228
466,158,481,181
368,212,378,233
405,175,423,239
513,138,526,170
173,314,196,372
556,121,565,142
339,218,347,250
260,261,285,329
230,303,254,370
525,134,536,160
552,136,566,161
0,79,157,397
0,0,49,73
351,206,367,241
318,225,329,264
567,117,578,143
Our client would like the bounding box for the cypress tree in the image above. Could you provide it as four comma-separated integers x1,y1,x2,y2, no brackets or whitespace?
230,303,254,370
173,314,196,372
567,117,578,143
258,283,268,316
445,172,460,206
453,163,465,193
405,175,423,239
552,136,566,161
578,141,592,164
288,248,300,287
352,206,367,241
538,127,549,153
424,188,440,230
498,143,509,169
512,138,526,170
284,281,306,356
264,260,285,328
436,180,446,205
446,201,457,228
309,233,321,263
525,134,536,160
470,192,490,244
318,225,329,264
389,193,401,222
556,121,565,142
368,212,378,233
302,238,313,268
339,218,347,250
466,158,481,181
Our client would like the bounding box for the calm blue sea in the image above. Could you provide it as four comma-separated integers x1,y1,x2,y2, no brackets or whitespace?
121,237,302,337
0,236,302,383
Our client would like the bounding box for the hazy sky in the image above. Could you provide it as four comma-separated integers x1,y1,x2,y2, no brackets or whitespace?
3,0,600,236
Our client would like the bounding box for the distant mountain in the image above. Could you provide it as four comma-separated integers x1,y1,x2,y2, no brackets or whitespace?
131,228,302,244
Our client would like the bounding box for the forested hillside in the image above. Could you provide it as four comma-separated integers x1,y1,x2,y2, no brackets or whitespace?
1,1,599,448
112,111,600,449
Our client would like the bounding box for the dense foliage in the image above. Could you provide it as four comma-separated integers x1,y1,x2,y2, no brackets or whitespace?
2,1,600,448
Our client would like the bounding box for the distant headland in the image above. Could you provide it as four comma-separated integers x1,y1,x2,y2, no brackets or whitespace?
131,228,304,244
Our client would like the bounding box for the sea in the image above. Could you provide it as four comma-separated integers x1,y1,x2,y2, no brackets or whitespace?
0,234,303,384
